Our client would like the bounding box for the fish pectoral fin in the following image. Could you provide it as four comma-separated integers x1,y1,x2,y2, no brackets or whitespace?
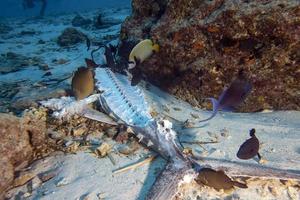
81,107,118,125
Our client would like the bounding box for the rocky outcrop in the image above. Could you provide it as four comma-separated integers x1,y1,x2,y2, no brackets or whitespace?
120,0,300,111
0,109,48,197
57,27,87,47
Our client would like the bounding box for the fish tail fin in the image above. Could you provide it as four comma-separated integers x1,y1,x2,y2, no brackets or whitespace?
198,98,219,122
152,44,160,52
233,181,248,189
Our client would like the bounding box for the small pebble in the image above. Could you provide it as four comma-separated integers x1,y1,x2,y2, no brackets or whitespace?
173,107,181,111
95,142,111,157
220,128,229,138
190,113,199,119
72,127,86,136
56,177,69,187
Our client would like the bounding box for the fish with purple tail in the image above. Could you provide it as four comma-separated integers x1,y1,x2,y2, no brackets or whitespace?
200,69,252,122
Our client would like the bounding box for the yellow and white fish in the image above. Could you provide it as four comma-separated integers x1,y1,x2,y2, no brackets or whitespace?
128,39,159,69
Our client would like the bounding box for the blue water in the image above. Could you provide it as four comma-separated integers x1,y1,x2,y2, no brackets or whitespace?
0,0,131,18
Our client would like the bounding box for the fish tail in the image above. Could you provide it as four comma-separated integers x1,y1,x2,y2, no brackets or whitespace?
152,44,160,52
198,98,219,123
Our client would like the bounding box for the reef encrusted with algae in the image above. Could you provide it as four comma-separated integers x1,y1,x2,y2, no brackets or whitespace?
120,0,300,111
0,108,49,197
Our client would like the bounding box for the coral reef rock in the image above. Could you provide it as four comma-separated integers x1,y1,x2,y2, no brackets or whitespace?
120,0,300,111
0,110,47,197
57,27,87,47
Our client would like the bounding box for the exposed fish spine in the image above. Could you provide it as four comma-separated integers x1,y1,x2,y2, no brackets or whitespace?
95,68,189,163
95,67,152,127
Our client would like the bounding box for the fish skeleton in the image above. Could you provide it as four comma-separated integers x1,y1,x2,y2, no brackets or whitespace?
41,65,300,200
